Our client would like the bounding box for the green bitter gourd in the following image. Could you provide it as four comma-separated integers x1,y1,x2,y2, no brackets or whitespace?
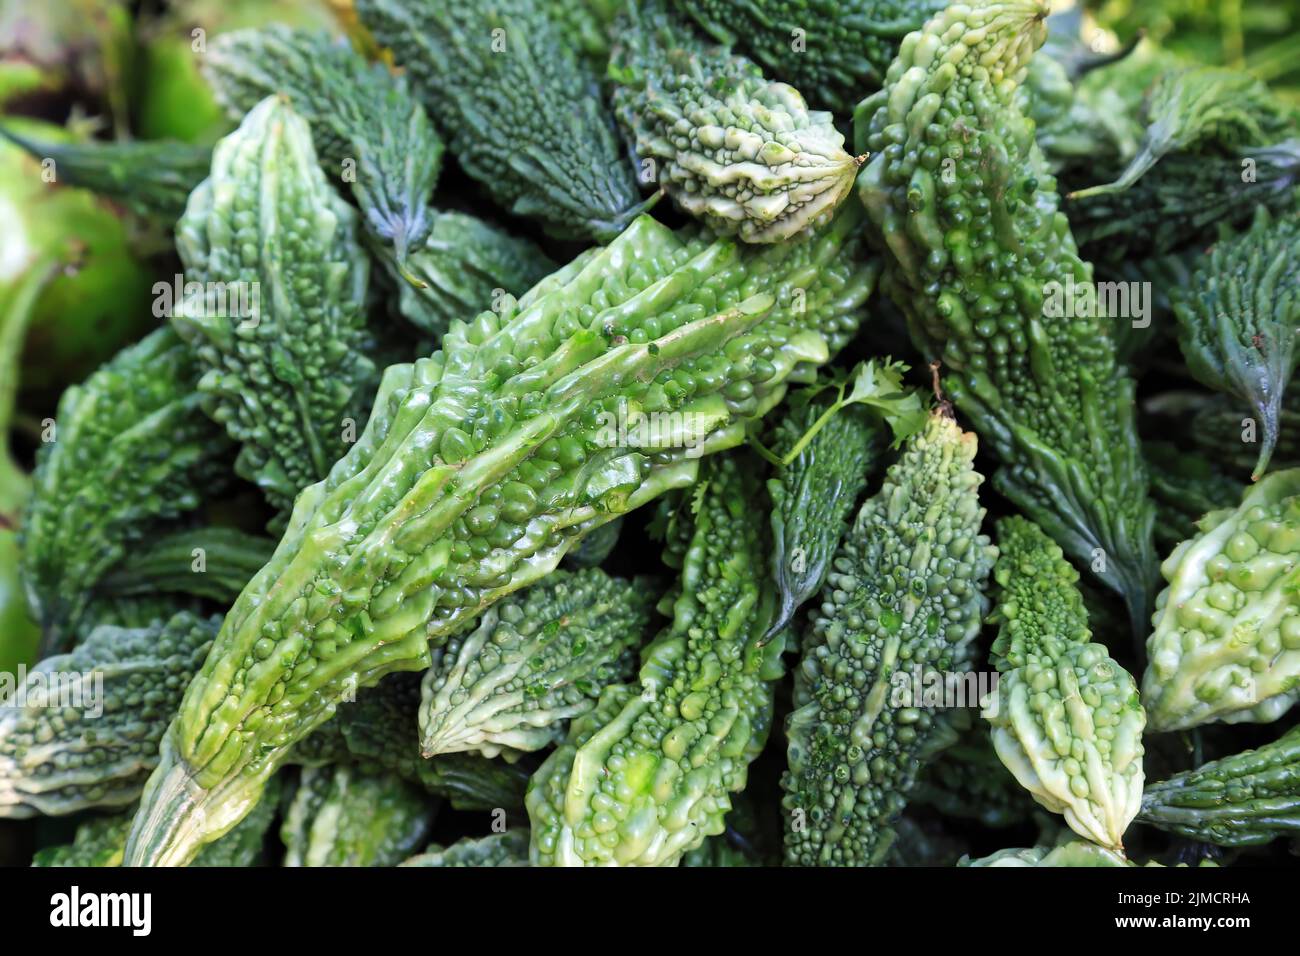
125,203,874,866
400,829,529,867
97,527,275,605
781,409,997,866
419,568,655,758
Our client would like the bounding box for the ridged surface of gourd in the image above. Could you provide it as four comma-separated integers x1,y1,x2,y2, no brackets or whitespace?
1143,470,1300,731
1172,207,1300,480
611,0,861,243
1144,442,1242,551
0,612,218,818
203,26,442,263
1138,724,1300,847
856,0,1157,634
672,0,948,114
379,211,557,340
281,765,435,867
124,205,874,866
400,830,529,867
98,527,276,605
984,517,1145,850
356,0,641,242
419,568,654,758
781,411,996,865
174,96,372,515
962,841,1133,867
527,454,784,866
19,328,232,653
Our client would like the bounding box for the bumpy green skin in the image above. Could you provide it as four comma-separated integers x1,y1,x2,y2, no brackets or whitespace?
673,0,948,114
281,765,434,867
1143,470,1300,732
1020,53,1140,175
380,211,557,340
291,673,530,813
98,527,275,605
125,204,873,866
357,0,641,242
175,96,372,516
527,454,784,866
20,328,232,653
767,398,879,636
0,128,210,221
781,412,996,866
203,26,442,264
985,517,1145,850
0,612,218,818
1139,724,1300,847
962,841,1132,867
420,568,654,758
32,813,132,867
611,0,861,243
1145,443,1242,553
912,724,1038,828
79,596,203,633
1066,142,1300,267
1173,208,1300,481
562,516,623,568
400,830,529,867
856,0,1157,633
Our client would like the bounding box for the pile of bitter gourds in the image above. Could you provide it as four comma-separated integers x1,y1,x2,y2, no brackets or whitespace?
3,0,1300,868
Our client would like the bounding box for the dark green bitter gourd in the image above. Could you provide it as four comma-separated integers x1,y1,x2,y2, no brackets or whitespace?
1143,441,1242,552
281,765,435,867
911,718,1039,829
203,26,443,267
984,517,1145,850
0,612,218,818
781,410,996,866
400,829,529,867
174,96,373,516
97,527,276,605
1172,207,1300,481
1138,724,1300,848
610,0,862,243
20,328,233,653
356,0,643,242
419,568,655,758
672,0,949,114
125,204,874,866
527,453,785,866
856,0,1158,634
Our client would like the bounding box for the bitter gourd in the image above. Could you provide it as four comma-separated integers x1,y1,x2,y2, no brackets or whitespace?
1144,442,1241,552
356,0,642,242
1143,469,1300,731
0,612,218,818
281,765,435,867
1172,207,1300,481
32,813,133,867
1138,724,1300,847
672,0,948,114
377,211,557,340
1147,389,1300,481
400,829,529,867
983,517,1146,851
610,0,862,243
562,517,623,568
912,719,1039,829
419,568,655,758
781,409,996,866
203,26,442,266
20,327,233,653
125,203,873,866
856,0,1158,634
0,129,210,221
291,672,531,813
174,95,373,516
527,453,784,866
97,527,275,605
962,841,1133,867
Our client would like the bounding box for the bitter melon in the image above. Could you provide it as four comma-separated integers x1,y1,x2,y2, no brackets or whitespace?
174,95,373,516
611,0,862,243
419,568,655,758
527,453,784,866
1144,442,1242,552
125,204,873,866
356,0,643,242
400,830,529,867
856,0,1158,634
781,409,997,866
97,527,275,605
983,517,1146,851
203,26,442,266
20,327,233,653
0,612,218,818
1143,469,1300,731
